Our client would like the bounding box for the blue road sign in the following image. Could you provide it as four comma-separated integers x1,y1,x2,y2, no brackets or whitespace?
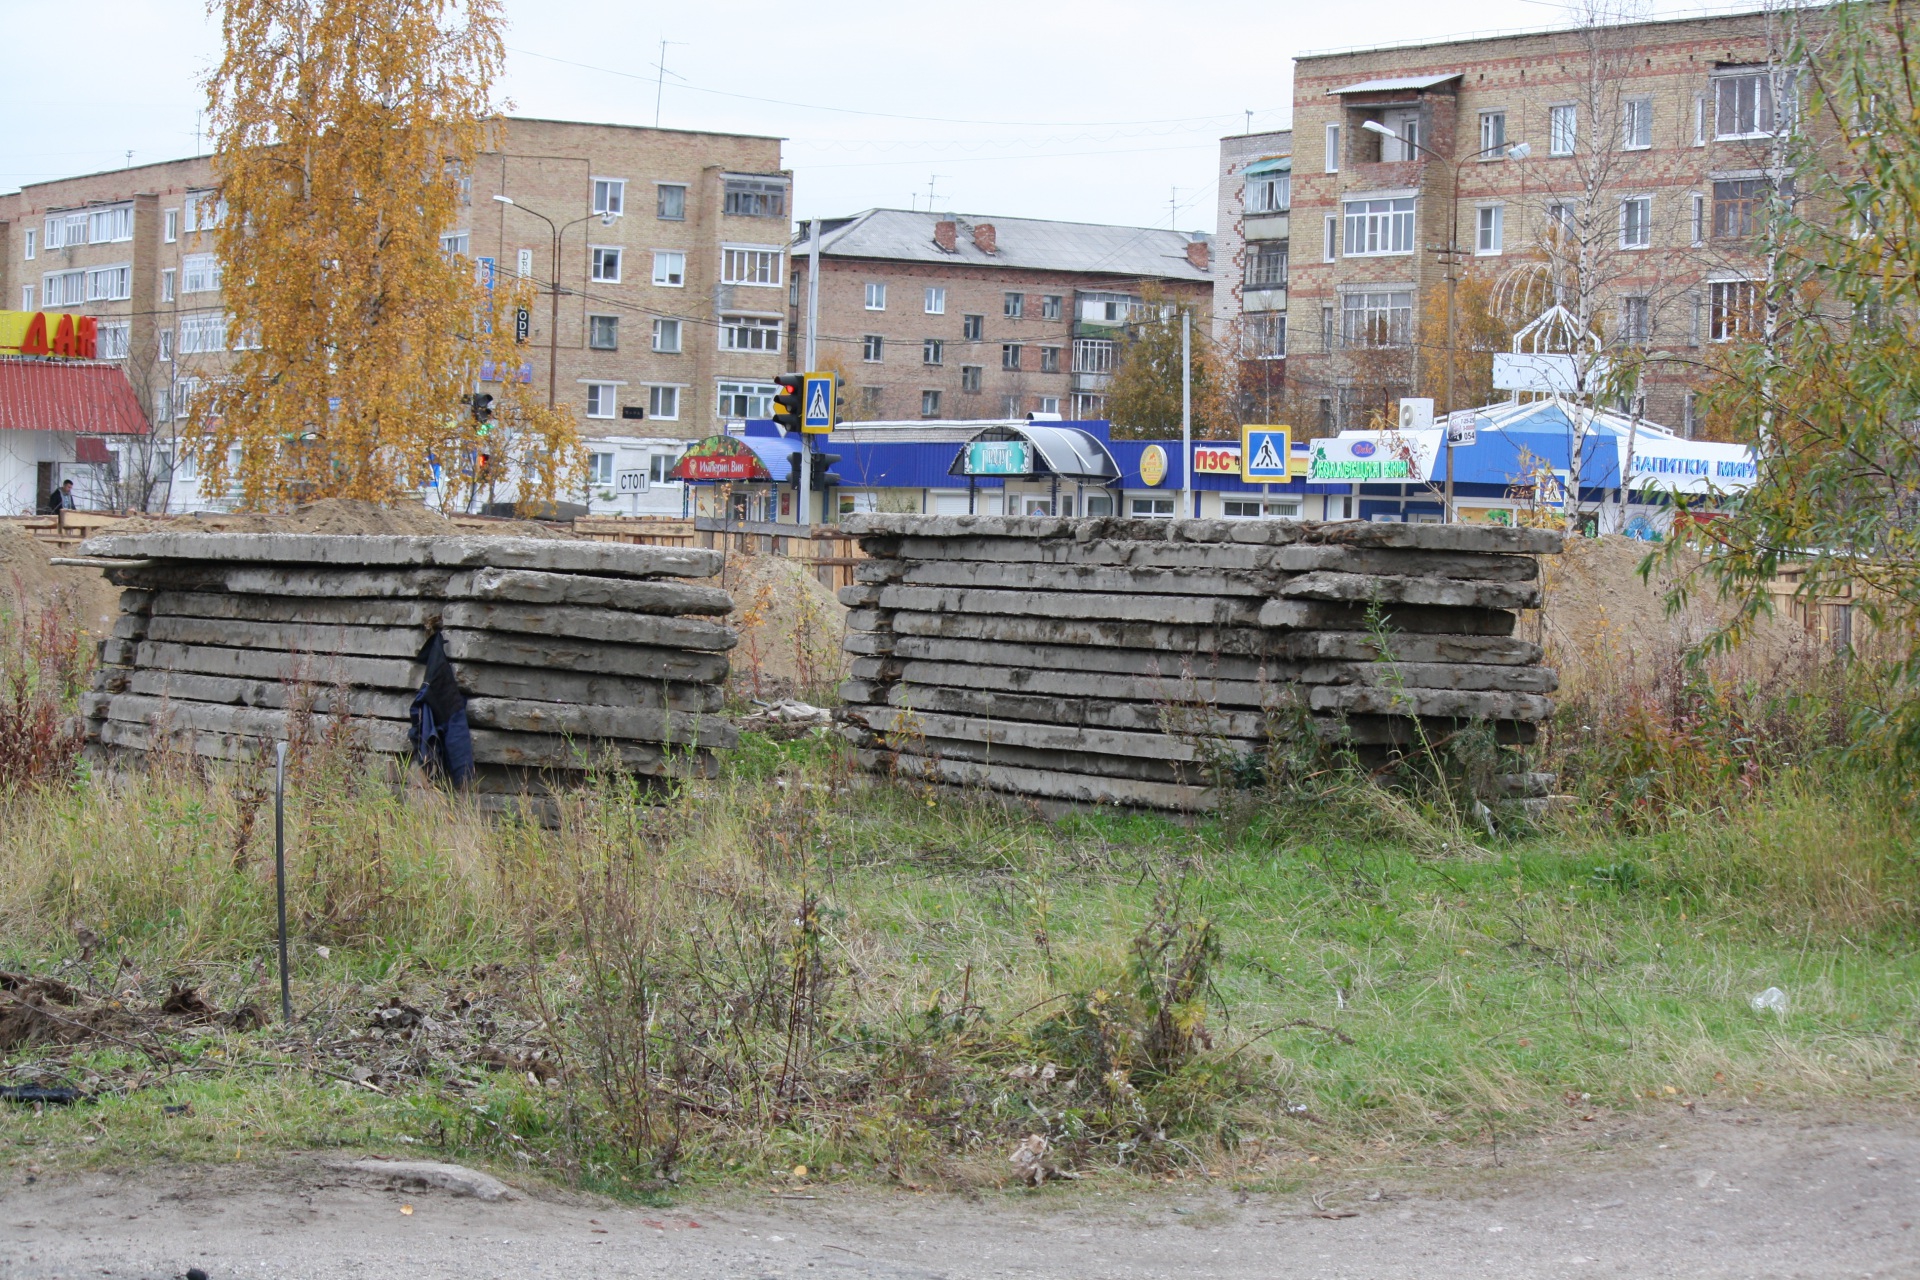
803,373,835,434
1241,425,1291,481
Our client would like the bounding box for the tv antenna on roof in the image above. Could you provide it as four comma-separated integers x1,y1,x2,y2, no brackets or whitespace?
653,39,687,128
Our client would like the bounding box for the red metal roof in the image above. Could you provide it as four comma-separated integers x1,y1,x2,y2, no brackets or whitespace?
0,359,149,436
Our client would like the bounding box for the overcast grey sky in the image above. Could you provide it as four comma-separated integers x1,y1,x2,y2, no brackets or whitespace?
2,0,1726,233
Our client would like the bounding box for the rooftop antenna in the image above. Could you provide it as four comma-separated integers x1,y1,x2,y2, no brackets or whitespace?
653,39,687,128
125,150,133,169
1169,187,1180,230
927,174,943,210
1245,109,1253,134
194,112,201,156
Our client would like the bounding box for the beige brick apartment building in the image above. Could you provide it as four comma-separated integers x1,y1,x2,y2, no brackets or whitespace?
1287,7,1806,435
0,118,789,508
1213,128,1292,418
788,210,1212,422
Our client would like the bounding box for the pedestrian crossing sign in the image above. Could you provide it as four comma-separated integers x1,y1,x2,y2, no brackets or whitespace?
1241,425,1291,481
803,373,835,434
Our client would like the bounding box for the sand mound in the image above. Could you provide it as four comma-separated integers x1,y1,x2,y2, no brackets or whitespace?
108,498,569,539
718,552,848,701
0,526,124,637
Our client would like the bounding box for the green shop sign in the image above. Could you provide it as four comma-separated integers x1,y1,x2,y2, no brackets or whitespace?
965,439,1033,476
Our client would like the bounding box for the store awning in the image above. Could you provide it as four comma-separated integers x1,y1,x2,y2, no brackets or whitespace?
1327,72,1462,95
950,423,1118,482
1243,156,1292,176
0,359,148,435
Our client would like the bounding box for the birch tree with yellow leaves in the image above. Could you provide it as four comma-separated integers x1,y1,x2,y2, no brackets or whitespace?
196,0,580,509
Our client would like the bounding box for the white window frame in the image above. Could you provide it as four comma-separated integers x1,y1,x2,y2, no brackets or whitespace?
1713,70,1775,140
1324,122,1340,173
157,329,173,362
178,312,228,355
1620,196,1652,250
587,313,619,351
1038,396,1060,415
718,314,782,353
865,282,887,310
181,253,222,294
22,229,35,260
1001,343,1023,371
590,245,623,283
862,334,884,363
585,382,618,419
1041,294,1063,321
1340,289,1415,347
1475,204,1503,256
1323,214,1338,262
94,320,130,360
1691,192,1707,246
86,264,132,301
647,385,681,421
1003,291,1024,319
651,250,684,288
42,270,85,308
163,210,178,244
1246,170,1290,213
924,286,946,315
1548,104,1577,157
1071,338,1114,374
960,364,983,393
1342,195,1415,257
651,318,682,353
922,337,944,366
591,177,626,218
1479,110,1508,158
161,269,176,303
589,452,616,486
715,380,778,420
440,230,470,256
86,205,133,244
19,285,33,310
920,389,941,418
1623,96,1654,150
721,244,783,287
1619,294,1651,345
1708,278,1761,342
1131,496,1175,518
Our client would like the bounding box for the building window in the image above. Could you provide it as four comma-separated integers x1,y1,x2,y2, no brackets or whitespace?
1683,391,1698,438
1041,294,1062,320
1343,197,1415,256
650,250,686,288
1709,280,1760,341
1323,214,1338,261
962,314,984,340
723,177,787,218
1039,345,1061,373
1691,192,1707,245
859,386,885,416
923,338,943,366
161,212,177,245
1132,497,1175,517
1246,240,1288,287
1038,396,1060,415
586,383,617,418
181,253,222,294
657,184,687,220
648,386,680,420
588,314,619,350
650,318,681,353
95,321,130,360
1619,294,1650,344
1620,196,1652,249
1003,395,1023,418
961,365,983,393
1479,110,1508,158
1713,179,1766,239
86,265,132,301
173,377,202,421
18,286,31,310
179,312,228,354
1004,291,1024,319
440,231,470,256
921,389,942,418
22,229,34,261
589,452,615,486
1340,290,1414,347
716,381,777,419
1245,313,1286,358
722,245,782,286
865,282,887,310
1549,104,1577,156
720,315,781,352
590,246,623,282
1002,343,1023,371
925,286,946,315
87,205,133,243
1224,499,1301,519
43,212,86,250
1247,169,1290,213
517,248,534,277
157,329,172,361
862,334,884,362
591,178,625,217
42,270,85,308
1715,71,1775,139
649,452,682,483
1380,109,1422,161
1071,338,1113,374
1623,96,1653,150
1476,205,1503,255
1070,392,1106,419
1321,304,1335,351
1324,122,1340,172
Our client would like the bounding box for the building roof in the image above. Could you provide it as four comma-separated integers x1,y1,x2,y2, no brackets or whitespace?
793,209,1211,282
0,360,148,436
1326,72,1463,95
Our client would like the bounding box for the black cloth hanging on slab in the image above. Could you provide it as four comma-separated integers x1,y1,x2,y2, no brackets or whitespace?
407,631,474,786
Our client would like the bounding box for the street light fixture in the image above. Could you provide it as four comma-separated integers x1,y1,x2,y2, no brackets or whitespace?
492,194,613,410
1359,120,1529,521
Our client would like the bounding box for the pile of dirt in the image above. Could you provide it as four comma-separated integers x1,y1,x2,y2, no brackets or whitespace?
109,497,568,539
0,525,123,638
718,552,848,701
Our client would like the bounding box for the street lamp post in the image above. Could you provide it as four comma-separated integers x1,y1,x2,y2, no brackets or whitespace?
493,195,615,410
1359,121,1530,522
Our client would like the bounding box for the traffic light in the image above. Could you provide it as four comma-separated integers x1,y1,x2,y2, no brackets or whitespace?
772,372,805,433
828,376,850,428
468,393,494,433
810,450,841,490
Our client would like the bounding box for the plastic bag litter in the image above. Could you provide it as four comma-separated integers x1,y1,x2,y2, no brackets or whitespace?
1749,986,1788,1016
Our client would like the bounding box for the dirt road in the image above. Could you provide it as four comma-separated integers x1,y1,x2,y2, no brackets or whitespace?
3,1110,1916,1279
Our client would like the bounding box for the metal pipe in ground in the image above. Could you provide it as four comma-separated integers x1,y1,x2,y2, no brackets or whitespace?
274,740,291,1024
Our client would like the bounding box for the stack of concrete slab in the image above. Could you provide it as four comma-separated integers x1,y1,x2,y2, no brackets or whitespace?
72,533,737,797
835,515,1562,812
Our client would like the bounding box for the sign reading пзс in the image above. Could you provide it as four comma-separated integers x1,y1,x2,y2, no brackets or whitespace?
1191,443,1240,475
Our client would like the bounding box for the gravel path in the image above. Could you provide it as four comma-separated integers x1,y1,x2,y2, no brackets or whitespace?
4,1110,1916,1279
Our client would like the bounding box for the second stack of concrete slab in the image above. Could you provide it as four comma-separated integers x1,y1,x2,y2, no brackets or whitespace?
74,532,737,796
835,514,1563,811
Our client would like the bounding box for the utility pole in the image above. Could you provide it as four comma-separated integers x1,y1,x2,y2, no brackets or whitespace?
1180,309,1192,519
494,196,611,412
800,223,821,530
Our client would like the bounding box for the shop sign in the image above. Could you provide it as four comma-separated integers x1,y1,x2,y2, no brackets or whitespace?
1191,442,1240,476
670,436,770,482
964,439,1032,476
1139,445,1169,487
1306,430,1441,483
1619,438,1757,494
0,310,98,359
